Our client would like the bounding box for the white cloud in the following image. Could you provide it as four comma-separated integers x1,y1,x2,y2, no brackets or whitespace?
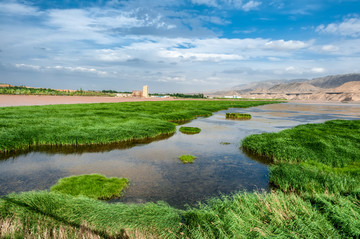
242,1,262,11
15,64,41,71
191,0,218,7
316,17,360,37
265,40,309,50
321,45,339,52
159,50,244,62
311,67,325,73
0,2,40,16
15,64,108,76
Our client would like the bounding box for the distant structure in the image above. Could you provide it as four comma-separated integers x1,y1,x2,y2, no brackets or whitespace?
132,90,142,97
142,85,149,98
0,84,13,87
116,85,149,98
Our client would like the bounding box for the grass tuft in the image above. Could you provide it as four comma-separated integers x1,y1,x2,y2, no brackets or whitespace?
178,155,197,164
179,126,201,134
50,174,129,200
226,113,251,120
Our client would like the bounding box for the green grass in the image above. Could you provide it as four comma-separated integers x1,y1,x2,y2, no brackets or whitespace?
242,120,360,167
179,126,201,134
50,174,129,200
226,113,252,119
242,120,360,195
0,100,278,154
2,191,359,238
2,103,360,238
179,154,197,164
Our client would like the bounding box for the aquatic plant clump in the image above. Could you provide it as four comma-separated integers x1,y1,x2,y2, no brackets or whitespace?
226,113,252,120
179,154,197,164
179,126,201,134
50,174,129,200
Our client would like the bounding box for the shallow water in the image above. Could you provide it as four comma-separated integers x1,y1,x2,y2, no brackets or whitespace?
0,103,359,207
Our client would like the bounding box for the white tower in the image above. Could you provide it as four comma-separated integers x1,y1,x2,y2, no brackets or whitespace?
142,85,149,98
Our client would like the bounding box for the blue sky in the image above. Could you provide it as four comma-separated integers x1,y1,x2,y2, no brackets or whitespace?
1,0,360,92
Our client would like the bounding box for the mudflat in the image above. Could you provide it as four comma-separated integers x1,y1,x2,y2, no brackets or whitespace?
0,95,178,107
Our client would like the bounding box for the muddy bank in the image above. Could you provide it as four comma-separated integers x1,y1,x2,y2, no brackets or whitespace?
0,95,180,107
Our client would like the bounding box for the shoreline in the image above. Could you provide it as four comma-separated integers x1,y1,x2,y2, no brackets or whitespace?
1,94,359,107
0,94,181,107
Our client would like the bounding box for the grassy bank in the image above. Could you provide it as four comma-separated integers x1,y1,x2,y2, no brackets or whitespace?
0,100,278,154
1,190,359,238
242,120,360,195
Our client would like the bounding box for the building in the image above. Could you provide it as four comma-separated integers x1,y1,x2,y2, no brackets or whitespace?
142,85,149,98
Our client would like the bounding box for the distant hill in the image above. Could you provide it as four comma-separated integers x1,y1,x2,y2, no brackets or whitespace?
307,73,360,89
331,81,360,92
267,82,321,93
232,78,308,92
207,73,360,102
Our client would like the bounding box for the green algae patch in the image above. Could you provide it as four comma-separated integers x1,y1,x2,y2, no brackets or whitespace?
179,126,201,134
220,142,231,145
50,174,129,200
179,154,197,164
226,113,251,120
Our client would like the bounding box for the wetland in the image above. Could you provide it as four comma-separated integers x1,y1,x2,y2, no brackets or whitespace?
1,102,359,207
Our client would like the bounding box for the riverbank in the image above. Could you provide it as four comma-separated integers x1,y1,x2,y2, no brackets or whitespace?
0,94,180,107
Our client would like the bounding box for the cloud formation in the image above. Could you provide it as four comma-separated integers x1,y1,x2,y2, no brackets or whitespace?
316,17,360,37
0,0,360,92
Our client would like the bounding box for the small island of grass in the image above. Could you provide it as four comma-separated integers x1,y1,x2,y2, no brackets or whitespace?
226,113,252,120
50,174,129,200
178,154,197,164
179,126,201,134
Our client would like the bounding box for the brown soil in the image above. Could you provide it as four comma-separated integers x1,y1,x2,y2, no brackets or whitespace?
0,95,181,107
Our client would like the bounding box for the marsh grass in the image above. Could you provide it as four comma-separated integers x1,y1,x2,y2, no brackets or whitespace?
242,120,360,167
179,155,197,164
226,113,251,120
3,191,359,238
0,191,181,238
0,100,278,153
50,174,129,200
179,126,201,134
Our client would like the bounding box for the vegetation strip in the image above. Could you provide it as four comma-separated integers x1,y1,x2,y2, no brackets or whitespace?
179,126,201,134
50,174,129,200
0,100,277,154
226,112,252,119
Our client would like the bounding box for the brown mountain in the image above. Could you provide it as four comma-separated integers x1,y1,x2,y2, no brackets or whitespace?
267,82,321,93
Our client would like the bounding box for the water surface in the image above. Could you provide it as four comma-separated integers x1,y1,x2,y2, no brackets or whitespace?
0,103,359,207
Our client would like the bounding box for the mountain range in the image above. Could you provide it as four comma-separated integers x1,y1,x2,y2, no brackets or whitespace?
208,73,360,102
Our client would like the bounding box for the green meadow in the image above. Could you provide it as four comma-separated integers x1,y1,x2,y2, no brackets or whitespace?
1,101,359,238
0,100,277,154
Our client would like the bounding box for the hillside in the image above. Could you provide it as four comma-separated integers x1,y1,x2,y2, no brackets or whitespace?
331,81,360,92
268,82,321,93
207,74,360,102
308,73,360,88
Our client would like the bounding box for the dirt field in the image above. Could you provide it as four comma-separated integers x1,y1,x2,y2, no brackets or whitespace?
0,95,179,107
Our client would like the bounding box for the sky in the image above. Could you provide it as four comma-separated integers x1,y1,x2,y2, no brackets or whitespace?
1,0,360,92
